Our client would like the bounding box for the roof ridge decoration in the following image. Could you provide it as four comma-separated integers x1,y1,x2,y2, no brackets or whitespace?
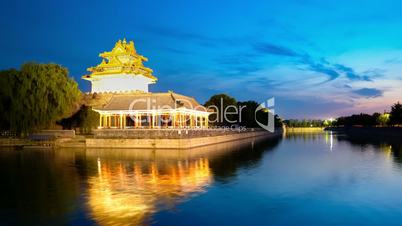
169,92,185,108
85,39,157,81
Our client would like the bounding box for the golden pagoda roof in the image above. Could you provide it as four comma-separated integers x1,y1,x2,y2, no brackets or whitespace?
84,39,157,81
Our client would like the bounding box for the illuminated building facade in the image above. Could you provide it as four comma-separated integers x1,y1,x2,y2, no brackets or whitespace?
83,39,209,129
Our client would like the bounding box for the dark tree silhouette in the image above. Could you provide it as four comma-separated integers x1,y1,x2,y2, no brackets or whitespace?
204,94,282,128
204,94,238,126
58,105,99,134
390,102,402,126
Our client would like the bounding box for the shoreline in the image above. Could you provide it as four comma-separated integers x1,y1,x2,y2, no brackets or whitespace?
86,130,282,149
0,128,283,149
325,126,402,138
285,127,324,133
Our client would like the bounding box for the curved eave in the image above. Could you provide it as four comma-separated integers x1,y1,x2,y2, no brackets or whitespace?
93,108,210,116
81,73,157,82
82,75,92,81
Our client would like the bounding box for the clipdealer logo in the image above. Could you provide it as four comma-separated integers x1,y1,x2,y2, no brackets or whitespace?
255,97,275,132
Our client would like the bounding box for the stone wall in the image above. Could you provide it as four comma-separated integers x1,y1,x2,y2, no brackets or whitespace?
86,129,282,149
29,130,75,141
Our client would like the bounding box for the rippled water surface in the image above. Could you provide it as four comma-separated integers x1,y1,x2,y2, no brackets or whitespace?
1,132,402,226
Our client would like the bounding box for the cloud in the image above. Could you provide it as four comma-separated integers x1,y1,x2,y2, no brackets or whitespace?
361,68,385,78
251,42,375,82
254,42,300,57
158,46,191,55
352,88,383,98
141,25,381,85
142,25,207,41
140,25,253,48
298,55,378,82
280,99,354,119
334,64,371,81
300,56,340,81
384,57,402,64
215,54,262,75
139,25,221,48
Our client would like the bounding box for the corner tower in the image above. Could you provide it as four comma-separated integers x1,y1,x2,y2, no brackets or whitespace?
82,39,157,93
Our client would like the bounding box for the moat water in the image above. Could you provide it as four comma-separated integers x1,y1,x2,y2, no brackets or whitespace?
1,132,402,226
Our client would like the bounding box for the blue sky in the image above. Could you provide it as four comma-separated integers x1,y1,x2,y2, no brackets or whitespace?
1,0,402,118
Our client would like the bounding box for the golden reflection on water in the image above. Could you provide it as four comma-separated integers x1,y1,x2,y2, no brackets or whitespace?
84,135,273,225
324,131,334,151
87,155,212,226
380,144,393,159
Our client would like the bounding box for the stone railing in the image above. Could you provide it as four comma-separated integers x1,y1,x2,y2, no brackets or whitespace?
92,128,269,139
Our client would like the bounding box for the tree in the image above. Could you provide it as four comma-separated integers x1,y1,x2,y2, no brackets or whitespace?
376,113,390,127
0,69,17,131
237,101,259,128
0,63,81,135
236,101,281,128
334,113,377,127
58,105,99,134
283,119,325,127
390,102,402,126
274,114,283,128
204,94,237,126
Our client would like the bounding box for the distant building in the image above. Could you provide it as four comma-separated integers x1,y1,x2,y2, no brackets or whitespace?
83,39,209,129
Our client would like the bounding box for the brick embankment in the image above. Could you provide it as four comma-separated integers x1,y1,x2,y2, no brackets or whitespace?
86,128,283,149
0,129,283,149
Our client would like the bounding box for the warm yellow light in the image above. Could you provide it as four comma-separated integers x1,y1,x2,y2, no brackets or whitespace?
87,158,212,226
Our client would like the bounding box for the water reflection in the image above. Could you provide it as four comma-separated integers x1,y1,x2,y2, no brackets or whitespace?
84,136,281,225
327,131,334,151
3,133,402,225
335,131,402,167
284,131,324,142
0,148,81,226
286,130,399,159
0,136,282,226
208,137,281,183
87,157,211,226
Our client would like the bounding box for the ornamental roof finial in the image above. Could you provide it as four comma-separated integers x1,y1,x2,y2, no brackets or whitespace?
84,39,156,81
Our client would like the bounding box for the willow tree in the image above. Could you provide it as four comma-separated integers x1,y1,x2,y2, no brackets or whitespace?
0,69,17,131
0,63,81,135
